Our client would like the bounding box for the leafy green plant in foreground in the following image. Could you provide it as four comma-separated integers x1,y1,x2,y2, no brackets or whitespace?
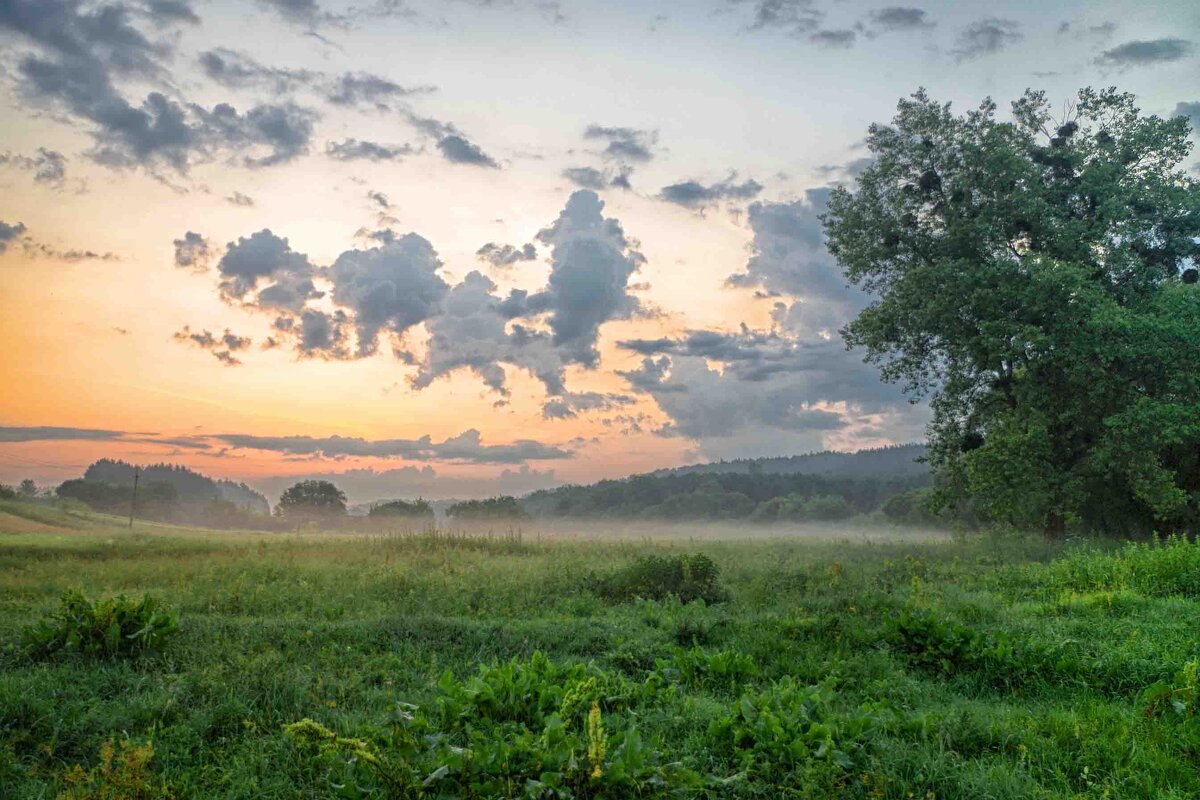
22,589,178,659
286,652,703,798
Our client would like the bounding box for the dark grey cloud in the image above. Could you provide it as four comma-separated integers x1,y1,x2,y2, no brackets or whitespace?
212,428,571,464
327,233,450,356
542,391,633,420
0,220,28,253
1175,101,1200,132
296,309,350,358
198,48,315,92
326,72,434,109
144,0,200,25
0,425,127,442
866,7,934,32
476,241,537,267
0,1,319,173
226,191,255,206
952,18,1022,61
0,148,67,187
658,173,763,209
1097,38,1194,68
258,0,328,24
437,134,499,167
562,165,632,190
728,0,822,35
366,190,392,210
809,29,855,48
173,230,211,271
526,189,644,365
583,125,657,162
326,138,415,162
217,229,319,311
173,324,253,366
403,111,498,168
413,270,566,395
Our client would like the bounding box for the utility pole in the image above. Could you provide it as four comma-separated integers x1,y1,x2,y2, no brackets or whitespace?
128,468,139,529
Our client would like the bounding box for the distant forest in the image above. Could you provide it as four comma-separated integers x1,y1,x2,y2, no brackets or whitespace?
83,460,269,513
523,446,931,522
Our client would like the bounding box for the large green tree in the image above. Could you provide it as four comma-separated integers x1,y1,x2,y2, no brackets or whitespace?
276,480,347,520
824,88,1200,536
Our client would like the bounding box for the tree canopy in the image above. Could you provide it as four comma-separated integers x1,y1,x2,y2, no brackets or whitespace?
276,480,347,519
368,498,434,518
824,87,1200,535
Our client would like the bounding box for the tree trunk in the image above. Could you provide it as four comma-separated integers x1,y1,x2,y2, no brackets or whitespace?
1043,510,1066,539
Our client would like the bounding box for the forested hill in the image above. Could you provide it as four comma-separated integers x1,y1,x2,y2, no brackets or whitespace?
522,449,930,522
83,459,270,514
652,443,927,478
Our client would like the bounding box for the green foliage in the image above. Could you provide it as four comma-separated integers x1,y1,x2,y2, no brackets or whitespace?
708,679,884,783
1143,660,1200,718
276,480,347,520
285,653,702,798
58,738,172,800
590,553,728,605
22,590,178,659
445,495,529,520
367,497,434,518
653,647,758,693
6,523,1200,798
1043,534,1200,597
824,87,1200,535
57,478,180,521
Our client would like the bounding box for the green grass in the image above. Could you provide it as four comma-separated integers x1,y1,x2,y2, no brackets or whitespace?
1,508,1198,798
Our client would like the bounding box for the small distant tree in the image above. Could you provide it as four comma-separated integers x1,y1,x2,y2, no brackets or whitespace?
445,496,528,520
369,498,434,518
276,480,347,520
18,479,37,498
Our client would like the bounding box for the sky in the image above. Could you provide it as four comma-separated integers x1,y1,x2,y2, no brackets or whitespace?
0,0,1197,503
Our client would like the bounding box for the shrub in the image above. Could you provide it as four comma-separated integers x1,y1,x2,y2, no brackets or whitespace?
368,497,434,518
1143,660,1200,718
58,738,171,800
22,590,178,659
590,553,728,605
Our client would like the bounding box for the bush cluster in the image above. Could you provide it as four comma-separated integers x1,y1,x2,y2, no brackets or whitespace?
22,590,178,660
589,554,729,605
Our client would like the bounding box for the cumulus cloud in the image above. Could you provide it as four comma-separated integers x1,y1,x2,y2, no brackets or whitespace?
403,111,498,168
728,0,823,35
173,231,211,271
541,391,633,420
328,233,449,356
0,148,67,187
658,173,763,209
952,18,1022,61
809,29,855,48
476,241,537,267
0,220,28,253
326,72,434,109
211,428,571,464
198,48,315,92
326,138,414,162
562,165,632,190
173,324,253,366
0,0,320,173
866,7,934,32
413,270,565,394
1097,38,1194,68
217,229,319,311
525,189,645,365
583,125,657,162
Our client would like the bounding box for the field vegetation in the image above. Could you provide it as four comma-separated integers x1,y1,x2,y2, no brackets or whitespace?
2,504,1200,798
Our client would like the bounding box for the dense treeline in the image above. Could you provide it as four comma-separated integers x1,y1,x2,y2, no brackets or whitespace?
85,459,269,513
446,496,529,520
522,471,930,521
657,444,928,478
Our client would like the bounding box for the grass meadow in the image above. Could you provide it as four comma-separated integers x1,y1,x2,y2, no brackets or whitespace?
2,500,1199,798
